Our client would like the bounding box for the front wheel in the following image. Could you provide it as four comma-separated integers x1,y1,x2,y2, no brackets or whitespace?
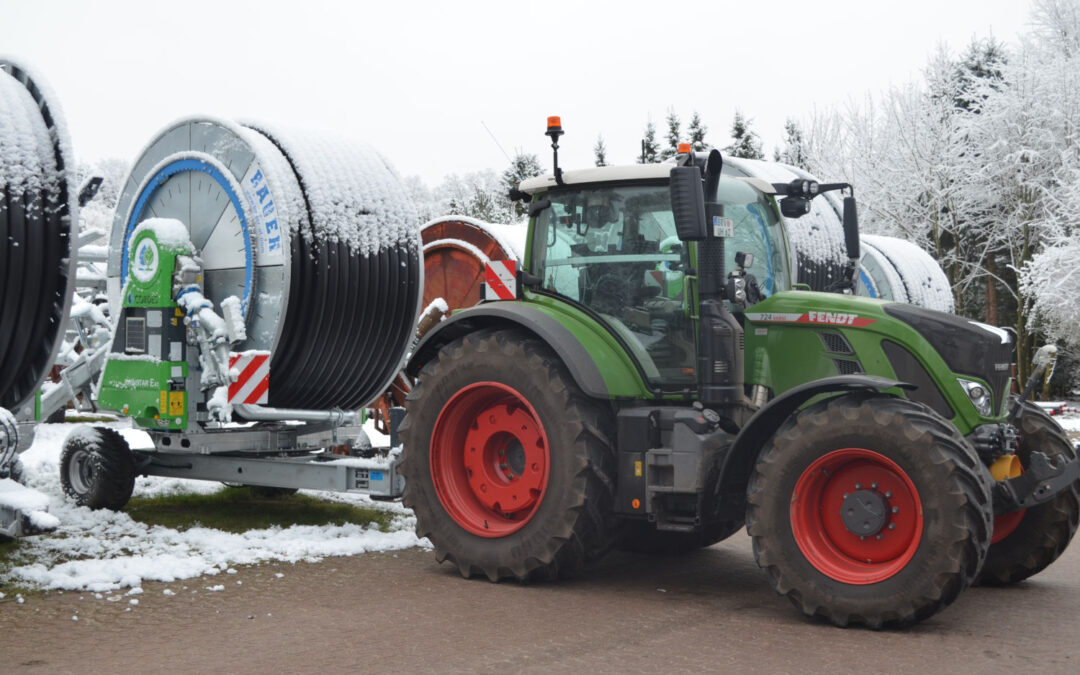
60,426,135,510
747,396,993,628
978,400,1080,585
400,329,618,581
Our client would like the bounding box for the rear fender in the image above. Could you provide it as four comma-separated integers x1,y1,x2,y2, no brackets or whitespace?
406,302,649,400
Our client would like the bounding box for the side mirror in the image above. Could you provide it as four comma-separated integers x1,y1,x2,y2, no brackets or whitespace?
670,165,707,241
779,196,811,218
842,196,860,260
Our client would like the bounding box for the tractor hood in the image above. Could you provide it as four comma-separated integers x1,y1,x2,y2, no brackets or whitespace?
883,303,1013,415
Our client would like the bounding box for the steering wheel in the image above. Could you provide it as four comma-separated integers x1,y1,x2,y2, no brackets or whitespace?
591,273,628,315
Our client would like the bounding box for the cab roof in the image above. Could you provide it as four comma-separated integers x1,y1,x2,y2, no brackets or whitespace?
519,162,776,195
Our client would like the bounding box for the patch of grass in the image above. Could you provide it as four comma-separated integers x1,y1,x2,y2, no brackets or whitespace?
124,487,397,533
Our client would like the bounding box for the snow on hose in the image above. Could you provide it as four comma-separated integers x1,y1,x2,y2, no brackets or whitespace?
106,117,422,410
0,59,77,412
860,234,954,313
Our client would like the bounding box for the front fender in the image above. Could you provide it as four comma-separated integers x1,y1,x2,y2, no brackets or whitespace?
715,374,913,521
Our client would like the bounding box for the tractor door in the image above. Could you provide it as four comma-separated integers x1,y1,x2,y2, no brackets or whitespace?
530,183,697,387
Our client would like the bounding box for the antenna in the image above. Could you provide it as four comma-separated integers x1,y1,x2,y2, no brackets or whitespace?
481,120,521,176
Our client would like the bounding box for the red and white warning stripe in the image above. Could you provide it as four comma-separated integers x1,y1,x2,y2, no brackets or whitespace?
228,351,270,404
485,260,518,301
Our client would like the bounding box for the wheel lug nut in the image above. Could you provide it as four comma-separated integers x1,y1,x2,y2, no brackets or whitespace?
888,523,896,530
507,473,515,480
885,491,893,498
892,506,899,514
871,482,878,489
498,449,505,456
500,463,508,469
875,534,883,540
855,483,862,489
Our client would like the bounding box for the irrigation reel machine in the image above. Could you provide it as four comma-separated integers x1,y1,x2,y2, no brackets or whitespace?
54,117,426,509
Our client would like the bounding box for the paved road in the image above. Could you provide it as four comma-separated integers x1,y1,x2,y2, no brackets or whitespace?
2,531,1078,674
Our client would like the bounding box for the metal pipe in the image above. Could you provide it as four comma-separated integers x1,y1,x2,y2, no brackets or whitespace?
234,404,358,425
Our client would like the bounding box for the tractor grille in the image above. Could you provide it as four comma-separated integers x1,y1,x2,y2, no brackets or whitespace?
820,332,854,354
833,358,863,375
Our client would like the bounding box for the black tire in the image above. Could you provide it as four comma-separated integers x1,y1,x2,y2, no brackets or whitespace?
747,395,993,628
979,400,1080,585
400,329,618,581
59,426,135,510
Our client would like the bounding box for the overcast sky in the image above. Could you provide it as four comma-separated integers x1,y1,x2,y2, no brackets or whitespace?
2,0,1032,185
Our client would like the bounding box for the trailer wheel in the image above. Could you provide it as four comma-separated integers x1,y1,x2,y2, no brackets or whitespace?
60,426,135,510
747,395,993,628
400,329,618,581
978,400,1080,585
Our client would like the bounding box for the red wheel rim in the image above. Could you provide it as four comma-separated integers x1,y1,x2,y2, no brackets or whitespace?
430,382,550,537
992,509,1025,544
790,448,924,585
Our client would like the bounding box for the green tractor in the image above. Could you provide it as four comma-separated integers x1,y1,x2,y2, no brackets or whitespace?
400,119,1080,627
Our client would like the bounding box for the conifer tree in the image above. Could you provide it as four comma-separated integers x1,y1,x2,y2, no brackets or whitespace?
659,109,682,160
687,111,708,151
594,135,608,167
638,119,660,163
776,119,809,169
500,151,542,218
725,110,764,159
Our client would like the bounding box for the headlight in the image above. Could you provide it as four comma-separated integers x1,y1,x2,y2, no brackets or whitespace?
958,378,993,416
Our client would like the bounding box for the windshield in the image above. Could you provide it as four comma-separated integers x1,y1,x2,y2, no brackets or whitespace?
715,179,790,296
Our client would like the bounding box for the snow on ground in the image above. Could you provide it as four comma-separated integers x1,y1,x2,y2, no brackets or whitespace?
1057,408,1080,436
3,419,427,593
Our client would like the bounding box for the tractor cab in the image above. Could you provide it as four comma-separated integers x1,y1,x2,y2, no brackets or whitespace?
520,163,792,389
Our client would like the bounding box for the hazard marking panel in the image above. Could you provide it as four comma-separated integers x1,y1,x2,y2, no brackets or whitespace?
228,351,270,404
744,311,877,328
485,260,518,300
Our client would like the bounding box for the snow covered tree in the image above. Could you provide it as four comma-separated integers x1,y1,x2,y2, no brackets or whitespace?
501,151,542,218
725,111,764,159
775,119,809,170
687,111,708,151
76,157,130,234
594,135,608,167
433,170,516,223
801,2,1080,385
638,119,660,164
659,109,682,161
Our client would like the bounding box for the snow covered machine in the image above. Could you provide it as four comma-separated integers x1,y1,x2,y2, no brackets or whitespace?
0,59,76,538
59,117,423,509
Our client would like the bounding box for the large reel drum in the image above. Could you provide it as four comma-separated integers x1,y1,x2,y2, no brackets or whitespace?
0,60,77,414
107,118,422,411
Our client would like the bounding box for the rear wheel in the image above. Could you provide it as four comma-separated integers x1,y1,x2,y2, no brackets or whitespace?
60,426,135,510
979,400,1080,585
400,329,618,580
748,395,993,628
